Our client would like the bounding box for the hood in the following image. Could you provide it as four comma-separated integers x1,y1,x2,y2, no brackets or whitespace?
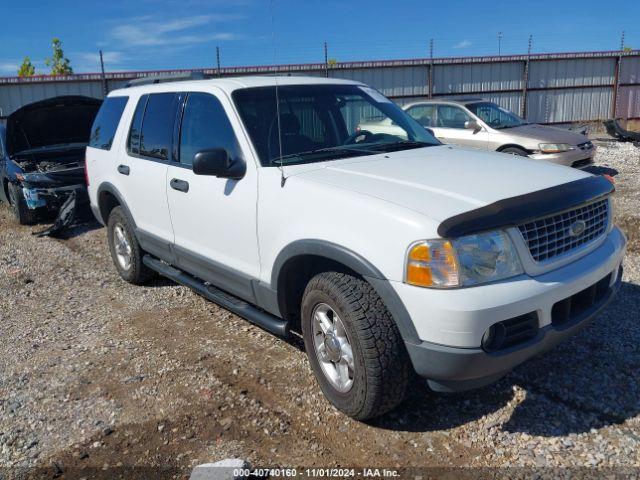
499,123,589,147
6,96,102,157
293,145,592,223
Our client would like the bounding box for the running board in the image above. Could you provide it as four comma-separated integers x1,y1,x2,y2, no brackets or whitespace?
143,255,290,337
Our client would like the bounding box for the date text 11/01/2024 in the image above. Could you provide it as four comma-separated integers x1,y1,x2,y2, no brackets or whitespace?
232,468,401,477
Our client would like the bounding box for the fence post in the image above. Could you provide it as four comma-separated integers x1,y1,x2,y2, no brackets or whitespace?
216,46,221,78
428,38,434,99
324,42,329,78
612,31,625,119
521,35,532,119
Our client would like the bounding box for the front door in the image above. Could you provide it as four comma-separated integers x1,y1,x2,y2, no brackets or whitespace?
432,104,489,149
166,91,259,301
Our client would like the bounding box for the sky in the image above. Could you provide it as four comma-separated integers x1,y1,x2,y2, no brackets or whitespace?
0,0,638,76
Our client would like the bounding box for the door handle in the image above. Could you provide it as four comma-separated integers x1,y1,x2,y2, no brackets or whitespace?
117,164,130,175
170,178,189,193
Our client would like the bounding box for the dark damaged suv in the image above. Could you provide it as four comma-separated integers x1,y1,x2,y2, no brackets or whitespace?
0,96,101,225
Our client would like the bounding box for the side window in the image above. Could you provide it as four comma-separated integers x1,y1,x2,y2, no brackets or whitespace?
437,105,471,129
179,93,241,167
89,96,128,150
128,95,147,155
128,93,177,160
406,105,435,127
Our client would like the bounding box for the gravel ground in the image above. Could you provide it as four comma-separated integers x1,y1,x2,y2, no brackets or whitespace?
1,142,639,479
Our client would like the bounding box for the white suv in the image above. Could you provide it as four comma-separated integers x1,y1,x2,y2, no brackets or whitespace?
86,76,626,420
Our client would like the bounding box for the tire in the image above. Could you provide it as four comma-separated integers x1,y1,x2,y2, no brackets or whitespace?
107,206,155,285
500,146,528,156
301,272,411,420
8,182,39,225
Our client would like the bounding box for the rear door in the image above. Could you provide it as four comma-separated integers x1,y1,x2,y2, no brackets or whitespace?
166,90,259,301
432,104,489,149
117,93,178,258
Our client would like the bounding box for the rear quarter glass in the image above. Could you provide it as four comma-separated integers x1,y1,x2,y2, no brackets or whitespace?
89,96,129,151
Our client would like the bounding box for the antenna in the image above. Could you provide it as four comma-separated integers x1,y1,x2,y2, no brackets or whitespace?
270,0,286,187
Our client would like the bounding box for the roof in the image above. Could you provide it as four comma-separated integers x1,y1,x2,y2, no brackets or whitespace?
108,75,363,96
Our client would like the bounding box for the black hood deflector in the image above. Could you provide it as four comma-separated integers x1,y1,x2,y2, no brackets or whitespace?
6,96,101,157
437,176,615,238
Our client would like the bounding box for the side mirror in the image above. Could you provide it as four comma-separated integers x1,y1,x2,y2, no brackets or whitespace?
192,149,246,179
465,120,482,133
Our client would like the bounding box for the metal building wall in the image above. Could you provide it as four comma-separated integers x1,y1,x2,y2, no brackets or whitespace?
528,58,615,88
527,87,612,123
618,86,640,119
1,51,639,124
432,61,523,94
331,66,429,97
0,81,104,117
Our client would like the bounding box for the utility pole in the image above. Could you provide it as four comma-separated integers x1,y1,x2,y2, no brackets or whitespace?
216,46,221,77
99,50,108,96
498,32,503,56
429,38,434,96
324,41,329,78
620,30,626,51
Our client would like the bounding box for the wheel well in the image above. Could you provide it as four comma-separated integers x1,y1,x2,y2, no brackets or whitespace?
277,254,360,332
496,144,528,153
98,190,121,224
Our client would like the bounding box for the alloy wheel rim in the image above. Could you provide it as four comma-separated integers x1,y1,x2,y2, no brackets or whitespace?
312,303,355,393
113,223,133,271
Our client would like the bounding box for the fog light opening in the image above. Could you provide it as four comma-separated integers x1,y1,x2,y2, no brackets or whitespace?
482,323,507,353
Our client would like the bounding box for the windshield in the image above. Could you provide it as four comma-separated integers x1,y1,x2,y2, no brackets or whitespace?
466,102,527,129
233,84,439,166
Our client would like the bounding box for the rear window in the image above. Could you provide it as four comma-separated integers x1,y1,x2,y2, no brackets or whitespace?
89,96,128,150
128,93,178,161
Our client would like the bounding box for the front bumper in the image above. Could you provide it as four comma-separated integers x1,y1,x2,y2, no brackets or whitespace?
528,145,595,168
406,266,621,392
20,184,87,210
395,227,626,391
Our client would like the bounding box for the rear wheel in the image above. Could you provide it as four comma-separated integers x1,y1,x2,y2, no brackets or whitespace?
500,146,528,156
301,272,411,420
8,182,39,225
107,206,155,285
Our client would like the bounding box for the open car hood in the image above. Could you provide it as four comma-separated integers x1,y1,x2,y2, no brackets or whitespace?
6,96,102,157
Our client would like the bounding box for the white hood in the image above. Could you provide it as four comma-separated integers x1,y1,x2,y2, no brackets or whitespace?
292,145,592,223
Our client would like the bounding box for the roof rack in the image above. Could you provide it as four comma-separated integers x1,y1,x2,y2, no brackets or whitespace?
125,71,207,88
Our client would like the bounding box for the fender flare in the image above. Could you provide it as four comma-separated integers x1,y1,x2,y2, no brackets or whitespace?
271,239,420,343
95,182,137,228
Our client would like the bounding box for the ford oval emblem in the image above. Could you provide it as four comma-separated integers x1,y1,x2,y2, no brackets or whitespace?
569,220,587,237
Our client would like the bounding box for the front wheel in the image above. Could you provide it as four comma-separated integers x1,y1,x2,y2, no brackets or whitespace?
500,146,528,156
301,272,411,420
8,182,39,225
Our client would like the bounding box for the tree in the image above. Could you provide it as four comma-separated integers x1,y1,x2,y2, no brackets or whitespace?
18,57,36,77
45,38,73,75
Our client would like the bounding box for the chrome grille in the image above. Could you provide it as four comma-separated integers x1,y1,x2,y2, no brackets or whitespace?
518,198,609,262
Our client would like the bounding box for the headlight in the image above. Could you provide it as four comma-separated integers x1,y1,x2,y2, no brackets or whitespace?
405,231,523,288
538,143,574,153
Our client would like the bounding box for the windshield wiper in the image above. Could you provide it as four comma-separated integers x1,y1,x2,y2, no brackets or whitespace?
366,140,436,152
273,145,378,165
